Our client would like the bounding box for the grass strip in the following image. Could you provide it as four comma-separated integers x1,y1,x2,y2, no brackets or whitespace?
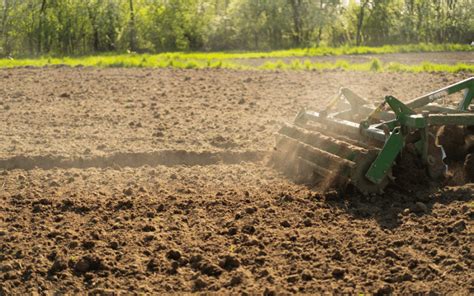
0,55,472,74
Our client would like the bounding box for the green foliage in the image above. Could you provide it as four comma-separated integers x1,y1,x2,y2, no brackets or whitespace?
370,58,382,71
0,50,472,74
0,0,472,57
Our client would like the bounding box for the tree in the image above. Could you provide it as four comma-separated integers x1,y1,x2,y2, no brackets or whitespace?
355,0,370,46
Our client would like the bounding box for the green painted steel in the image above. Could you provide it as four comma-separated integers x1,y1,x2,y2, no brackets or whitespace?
406,77,474,110
460,86,474,111
365,128,404,184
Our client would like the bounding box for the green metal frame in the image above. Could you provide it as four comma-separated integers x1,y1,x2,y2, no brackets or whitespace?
364,77,474,184
294,77,474,188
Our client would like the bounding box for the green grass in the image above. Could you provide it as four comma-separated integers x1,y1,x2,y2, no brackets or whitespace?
258,59,474,73
0,54,248,70
171,43,472,60
0,43,472,74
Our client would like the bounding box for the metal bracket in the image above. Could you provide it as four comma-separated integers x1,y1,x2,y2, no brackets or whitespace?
365,128,404,184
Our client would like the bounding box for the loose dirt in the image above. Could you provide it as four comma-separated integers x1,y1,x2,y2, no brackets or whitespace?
0,66,472,294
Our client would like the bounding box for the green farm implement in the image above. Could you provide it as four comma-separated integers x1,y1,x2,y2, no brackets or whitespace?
273,77,474,194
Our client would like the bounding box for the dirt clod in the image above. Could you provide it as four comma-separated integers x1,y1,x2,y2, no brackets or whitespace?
332,268,345,279
74,255,103,273
450,220,466,233
241,225,256,234
301,269,313,281
166,250,181,261
49,258,67,274
193,277,207,291
219,255,240,271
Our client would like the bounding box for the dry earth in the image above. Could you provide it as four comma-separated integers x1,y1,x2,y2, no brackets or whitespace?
0,65,473,295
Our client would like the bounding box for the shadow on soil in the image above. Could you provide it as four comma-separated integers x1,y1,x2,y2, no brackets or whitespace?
0,150,268,170
271,148,473,230
322,183,473,230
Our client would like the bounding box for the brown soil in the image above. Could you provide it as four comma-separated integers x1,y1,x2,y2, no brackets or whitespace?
0,67,473,295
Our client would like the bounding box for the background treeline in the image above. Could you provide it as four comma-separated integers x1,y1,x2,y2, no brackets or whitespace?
0,0,472,57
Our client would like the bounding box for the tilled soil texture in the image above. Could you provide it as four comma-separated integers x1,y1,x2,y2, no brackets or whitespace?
0,67,473,295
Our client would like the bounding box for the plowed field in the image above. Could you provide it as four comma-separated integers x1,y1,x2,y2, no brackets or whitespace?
1,67,472,294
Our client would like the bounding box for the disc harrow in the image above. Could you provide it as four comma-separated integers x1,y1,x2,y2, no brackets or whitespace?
274,77,474,194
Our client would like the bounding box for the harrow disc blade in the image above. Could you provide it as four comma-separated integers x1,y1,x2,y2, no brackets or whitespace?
273,123,389,194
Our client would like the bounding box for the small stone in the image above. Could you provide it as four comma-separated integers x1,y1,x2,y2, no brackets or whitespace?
324,190,340,201
451,220,466,233
109,241,119,250
142,225,156,232
49,258,67,274
166,250,181,261
123,187,133,196
375,284,394,295
242,224,256,234
280,220,291,228
32,205,42,213
245,207,257,214
229,273,243,286
74,255,102,273
332,250,343,261
0,263,14,272
227,227,238,236
385,248,401,260
412,202,428,214
303,219,312,227
401,272,413,281
147,258,160,272
238,98,246,104
153,131,164,137
199,262,222,277
286,274,299,283
89,288,115,296
332,268,345,279
263,288,276,296
74,258,90,273
82,240,95,250
193,277,207,291
49,180,60,187
219,255,240,271
301,269,313,281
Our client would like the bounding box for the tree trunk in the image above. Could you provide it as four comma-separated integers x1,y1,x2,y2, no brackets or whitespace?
1,0,10,55
87,4,99,52
38,0,47,54
316,0,323,46
129,0,137,51
356,0,369,46
289,0,303,47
